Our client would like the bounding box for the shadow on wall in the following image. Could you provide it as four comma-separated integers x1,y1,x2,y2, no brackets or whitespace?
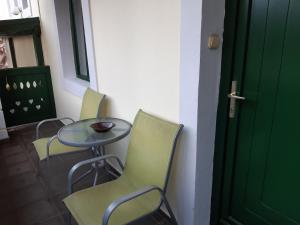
166,128,192,224
99,96,109,117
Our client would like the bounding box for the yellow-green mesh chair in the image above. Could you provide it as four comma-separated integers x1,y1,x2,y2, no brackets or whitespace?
63,110,183,225
33,88,105,160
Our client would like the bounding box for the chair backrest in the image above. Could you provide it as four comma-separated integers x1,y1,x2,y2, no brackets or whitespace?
123,110,183,191
79,88,105,120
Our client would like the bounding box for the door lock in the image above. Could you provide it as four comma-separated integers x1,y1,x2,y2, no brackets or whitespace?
228,92,246,100
228,81,246,118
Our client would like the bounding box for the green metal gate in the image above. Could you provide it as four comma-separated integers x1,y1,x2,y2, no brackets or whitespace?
0,66,56,127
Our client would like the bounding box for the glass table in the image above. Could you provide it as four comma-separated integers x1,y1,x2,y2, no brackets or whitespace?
57,117,131,185
57,117,131,148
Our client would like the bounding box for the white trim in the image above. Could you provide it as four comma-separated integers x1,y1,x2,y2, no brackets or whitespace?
177,1,202,224
177,0,226,224
81,0,98,91
54,0,98,97
63,76,90,97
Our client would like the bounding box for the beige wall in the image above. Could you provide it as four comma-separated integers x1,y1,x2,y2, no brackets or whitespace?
90,0,180,122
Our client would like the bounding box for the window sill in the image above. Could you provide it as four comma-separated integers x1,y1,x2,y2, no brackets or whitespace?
62,76,89,97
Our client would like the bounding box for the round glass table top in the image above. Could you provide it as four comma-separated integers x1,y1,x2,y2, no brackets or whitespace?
57,118,132,147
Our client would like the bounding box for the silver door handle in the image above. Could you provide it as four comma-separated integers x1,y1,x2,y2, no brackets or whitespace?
227,92,246,100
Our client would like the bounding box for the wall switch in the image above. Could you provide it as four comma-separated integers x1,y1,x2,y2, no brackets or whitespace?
208,34,220,49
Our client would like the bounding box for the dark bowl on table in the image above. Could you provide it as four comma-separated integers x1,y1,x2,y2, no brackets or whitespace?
90,122,115,132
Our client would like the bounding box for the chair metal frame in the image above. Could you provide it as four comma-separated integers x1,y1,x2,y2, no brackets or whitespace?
67,124,183,225
36,117,75,139
34,92,105,161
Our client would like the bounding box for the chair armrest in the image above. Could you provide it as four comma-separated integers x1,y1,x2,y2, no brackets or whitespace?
45,135,58,161
102,185,165,225
67,154,124,194
36,117,75,139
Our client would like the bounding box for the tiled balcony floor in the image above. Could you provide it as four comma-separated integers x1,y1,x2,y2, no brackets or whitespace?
0,121,173,225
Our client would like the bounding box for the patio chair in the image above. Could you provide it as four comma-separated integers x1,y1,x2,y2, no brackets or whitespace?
33,88,105,160
63,110,183,225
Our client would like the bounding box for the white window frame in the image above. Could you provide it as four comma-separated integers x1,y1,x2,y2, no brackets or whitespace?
54,0,98,97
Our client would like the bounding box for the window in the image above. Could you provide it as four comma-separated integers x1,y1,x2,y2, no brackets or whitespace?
69,0,89,81
54,0,97,96
7,0,32,18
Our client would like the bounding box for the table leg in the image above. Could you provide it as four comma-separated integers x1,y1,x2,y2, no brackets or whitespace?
100,145,120,178
71,146,99,187
91,145,121,186
93,165,99,186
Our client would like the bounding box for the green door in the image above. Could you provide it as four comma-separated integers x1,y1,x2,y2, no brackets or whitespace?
213,0,300,224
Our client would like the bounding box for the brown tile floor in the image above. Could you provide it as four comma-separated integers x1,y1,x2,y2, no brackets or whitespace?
0,122,173,225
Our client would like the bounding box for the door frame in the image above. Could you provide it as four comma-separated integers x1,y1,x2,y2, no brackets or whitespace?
210,0,252,224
